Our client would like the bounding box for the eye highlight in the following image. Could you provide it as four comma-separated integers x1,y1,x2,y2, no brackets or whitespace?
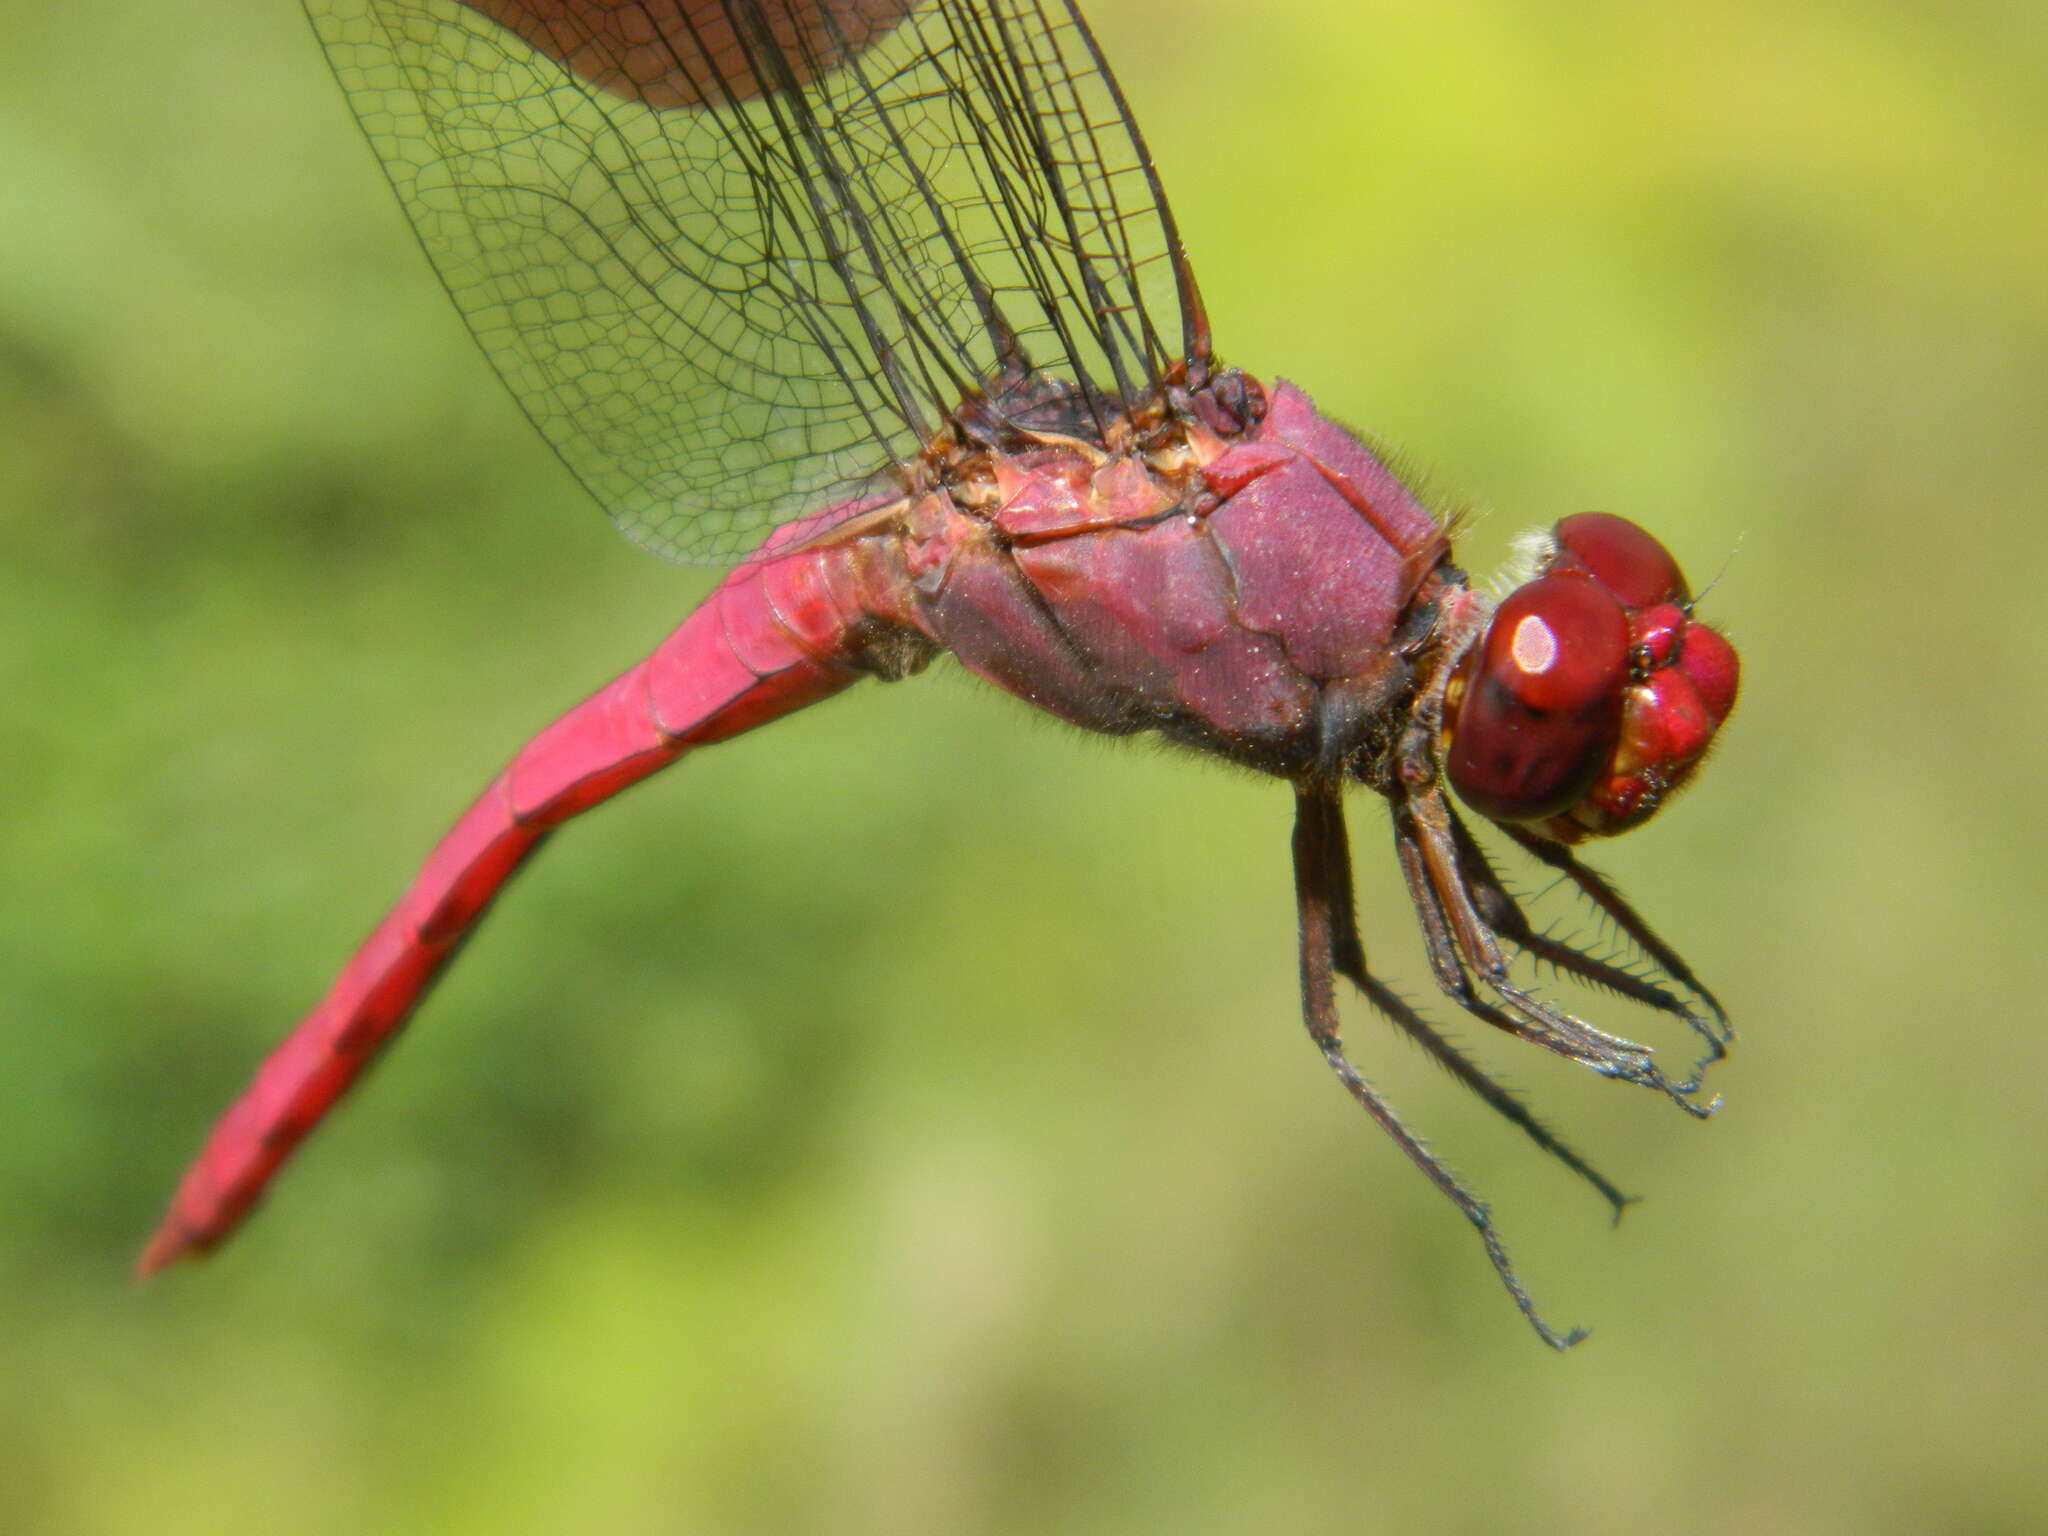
1507,612,1559,676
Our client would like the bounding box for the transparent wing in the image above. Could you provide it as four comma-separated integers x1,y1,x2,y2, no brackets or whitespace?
307,0,1206,564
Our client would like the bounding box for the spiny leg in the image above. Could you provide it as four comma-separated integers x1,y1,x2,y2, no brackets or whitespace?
1499,821,1729,1032
1298,787,1632,1219
1387,799,1646,1082
1292,782,1587,1351
1394,795,1654,1068
1392,798,1690,1096
1392,791,1715,1119
1447,813,1729,1088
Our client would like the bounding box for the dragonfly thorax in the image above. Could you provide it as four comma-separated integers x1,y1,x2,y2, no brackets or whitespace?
865,377,1459,778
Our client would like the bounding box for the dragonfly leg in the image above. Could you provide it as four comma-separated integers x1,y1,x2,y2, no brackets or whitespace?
1291,782,1588,1351
1390,783,1716,1118
1298,788,1633,1220
1498,821,1731,1031
1446,815,1731,1087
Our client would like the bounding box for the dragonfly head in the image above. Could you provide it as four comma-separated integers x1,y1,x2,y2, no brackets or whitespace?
1441,513,1739,844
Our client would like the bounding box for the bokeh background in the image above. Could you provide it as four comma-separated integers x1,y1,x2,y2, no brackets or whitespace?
5,1,2045,1531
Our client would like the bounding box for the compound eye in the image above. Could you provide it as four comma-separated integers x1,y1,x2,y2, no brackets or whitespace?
1446,573,1632,823
1552,513,1689,609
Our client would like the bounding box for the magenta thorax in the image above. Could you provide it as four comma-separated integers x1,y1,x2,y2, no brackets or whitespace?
852,375,1457,777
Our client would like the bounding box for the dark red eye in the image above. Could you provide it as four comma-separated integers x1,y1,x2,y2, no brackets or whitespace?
1551,513,1689,609
1445,572,1632,823
1676,620,1740,723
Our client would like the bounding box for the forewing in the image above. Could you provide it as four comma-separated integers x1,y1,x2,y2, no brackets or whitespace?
305,0,1201,564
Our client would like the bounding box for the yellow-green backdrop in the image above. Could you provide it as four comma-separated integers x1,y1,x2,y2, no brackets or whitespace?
4,1,2043,1531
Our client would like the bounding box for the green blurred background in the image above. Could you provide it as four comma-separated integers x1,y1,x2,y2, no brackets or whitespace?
5,1,2045,1531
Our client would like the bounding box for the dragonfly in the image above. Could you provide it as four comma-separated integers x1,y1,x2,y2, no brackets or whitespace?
139,0,1740,1349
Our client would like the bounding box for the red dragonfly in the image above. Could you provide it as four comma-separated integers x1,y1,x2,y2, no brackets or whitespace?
140,0,1739,1349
